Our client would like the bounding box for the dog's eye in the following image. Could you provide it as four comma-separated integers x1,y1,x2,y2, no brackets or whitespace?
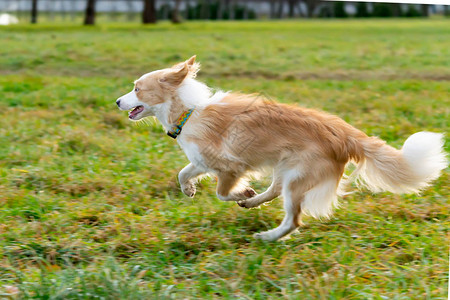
134,87,140,92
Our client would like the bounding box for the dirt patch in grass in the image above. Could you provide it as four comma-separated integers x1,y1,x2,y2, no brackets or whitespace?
2,68,449,81
214,70,450,81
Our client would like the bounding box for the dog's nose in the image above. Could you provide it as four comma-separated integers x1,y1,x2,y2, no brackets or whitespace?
116,99,121,107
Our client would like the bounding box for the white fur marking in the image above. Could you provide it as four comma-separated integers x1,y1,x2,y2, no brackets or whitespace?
117,90,140,110
176,137,207,170
254,169,301,241
177,78,228,108
302,179,338,219
402,132,448,182
149,101,172,130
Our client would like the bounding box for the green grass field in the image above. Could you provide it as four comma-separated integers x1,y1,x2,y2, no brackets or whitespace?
0,20,449,299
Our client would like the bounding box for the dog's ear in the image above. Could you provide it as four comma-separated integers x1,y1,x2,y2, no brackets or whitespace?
186,55,196,66
185,55,200,78
160,63,189,86
165,55,199,84
171,55,196,69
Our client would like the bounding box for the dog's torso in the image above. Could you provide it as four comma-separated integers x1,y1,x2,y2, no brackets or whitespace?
178,93,366,174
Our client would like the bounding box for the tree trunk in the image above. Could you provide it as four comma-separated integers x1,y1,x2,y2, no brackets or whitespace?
201,0,210,19
421,4,429,17
184,0,190,19
276,0,284,18
143,0,157,24
172,0,182,23
31,0,38,24
243,3,248,19
392,3,401,17
288,0,297,18
217,0,224,19
269,0,276,18
84,0,96,25
229,0,235,20
304,0,319,18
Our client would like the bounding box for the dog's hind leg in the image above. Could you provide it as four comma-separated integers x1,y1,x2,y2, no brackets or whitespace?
237,170,282,209
178,163,205,197
254,164,344,241
253,169,304,241
216,172,257,201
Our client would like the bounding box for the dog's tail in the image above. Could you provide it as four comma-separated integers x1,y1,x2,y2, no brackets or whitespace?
352,132,447,194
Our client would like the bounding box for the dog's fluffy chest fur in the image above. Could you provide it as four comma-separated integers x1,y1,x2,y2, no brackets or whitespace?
176,135,205,169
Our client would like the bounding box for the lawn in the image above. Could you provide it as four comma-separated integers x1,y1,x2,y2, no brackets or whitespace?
0,19,449,299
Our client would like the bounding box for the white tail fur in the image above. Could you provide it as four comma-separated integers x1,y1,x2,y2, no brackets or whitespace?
355,132,447,194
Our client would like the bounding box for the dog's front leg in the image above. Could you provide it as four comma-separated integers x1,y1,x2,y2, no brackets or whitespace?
178,163,205,197
237,174,282,208
216,172,257,201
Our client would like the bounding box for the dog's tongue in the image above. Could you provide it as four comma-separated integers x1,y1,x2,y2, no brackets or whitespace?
129,106,144,119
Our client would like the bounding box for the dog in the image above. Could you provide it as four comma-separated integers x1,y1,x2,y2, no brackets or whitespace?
116,56,447,241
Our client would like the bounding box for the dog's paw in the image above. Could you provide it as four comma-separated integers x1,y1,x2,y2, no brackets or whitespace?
253,231,277,241
236,199,259,209
181,182,196,198
237,200,250,209
242,187,257,198
236,188,258,208
235,187,256,200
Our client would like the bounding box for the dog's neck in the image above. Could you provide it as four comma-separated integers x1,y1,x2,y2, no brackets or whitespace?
176,78,212,108
152,96,188,131
167,96,189,126
153,79,212,131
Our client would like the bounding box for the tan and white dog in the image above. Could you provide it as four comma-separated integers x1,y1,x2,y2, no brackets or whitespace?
116,56,447,241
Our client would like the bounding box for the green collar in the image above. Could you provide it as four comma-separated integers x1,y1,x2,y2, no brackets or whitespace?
167,109,194,139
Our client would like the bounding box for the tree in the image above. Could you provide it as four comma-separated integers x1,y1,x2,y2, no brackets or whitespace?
392,4,402,17
200,0,211,19
143,0,157,23
217,0,225,19
404,5,421,17
275,0,284,18
373,3,393,17
355,2,369,18
269,0,276,18
421,4,429,17
171,0,182,23
84,0,96,25
31,0,38,24
288,0,298,18
333,1,347,18
303,0,320,18
227,0,235,20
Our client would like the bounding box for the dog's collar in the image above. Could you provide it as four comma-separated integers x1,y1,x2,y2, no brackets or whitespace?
167,109,194,139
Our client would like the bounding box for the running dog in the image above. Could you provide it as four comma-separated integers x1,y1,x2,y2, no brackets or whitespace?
116,56,447,241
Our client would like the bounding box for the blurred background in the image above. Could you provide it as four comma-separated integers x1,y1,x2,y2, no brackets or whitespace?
0,0,449,25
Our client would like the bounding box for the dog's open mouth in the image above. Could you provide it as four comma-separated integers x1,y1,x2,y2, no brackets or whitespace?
128,105,144,119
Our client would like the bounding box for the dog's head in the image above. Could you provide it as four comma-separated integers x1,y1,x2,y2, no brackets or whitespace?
116,55,199,121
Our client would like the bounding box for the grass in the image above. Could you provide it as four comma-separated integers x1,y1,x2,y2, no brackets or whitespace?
0,20,449,299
